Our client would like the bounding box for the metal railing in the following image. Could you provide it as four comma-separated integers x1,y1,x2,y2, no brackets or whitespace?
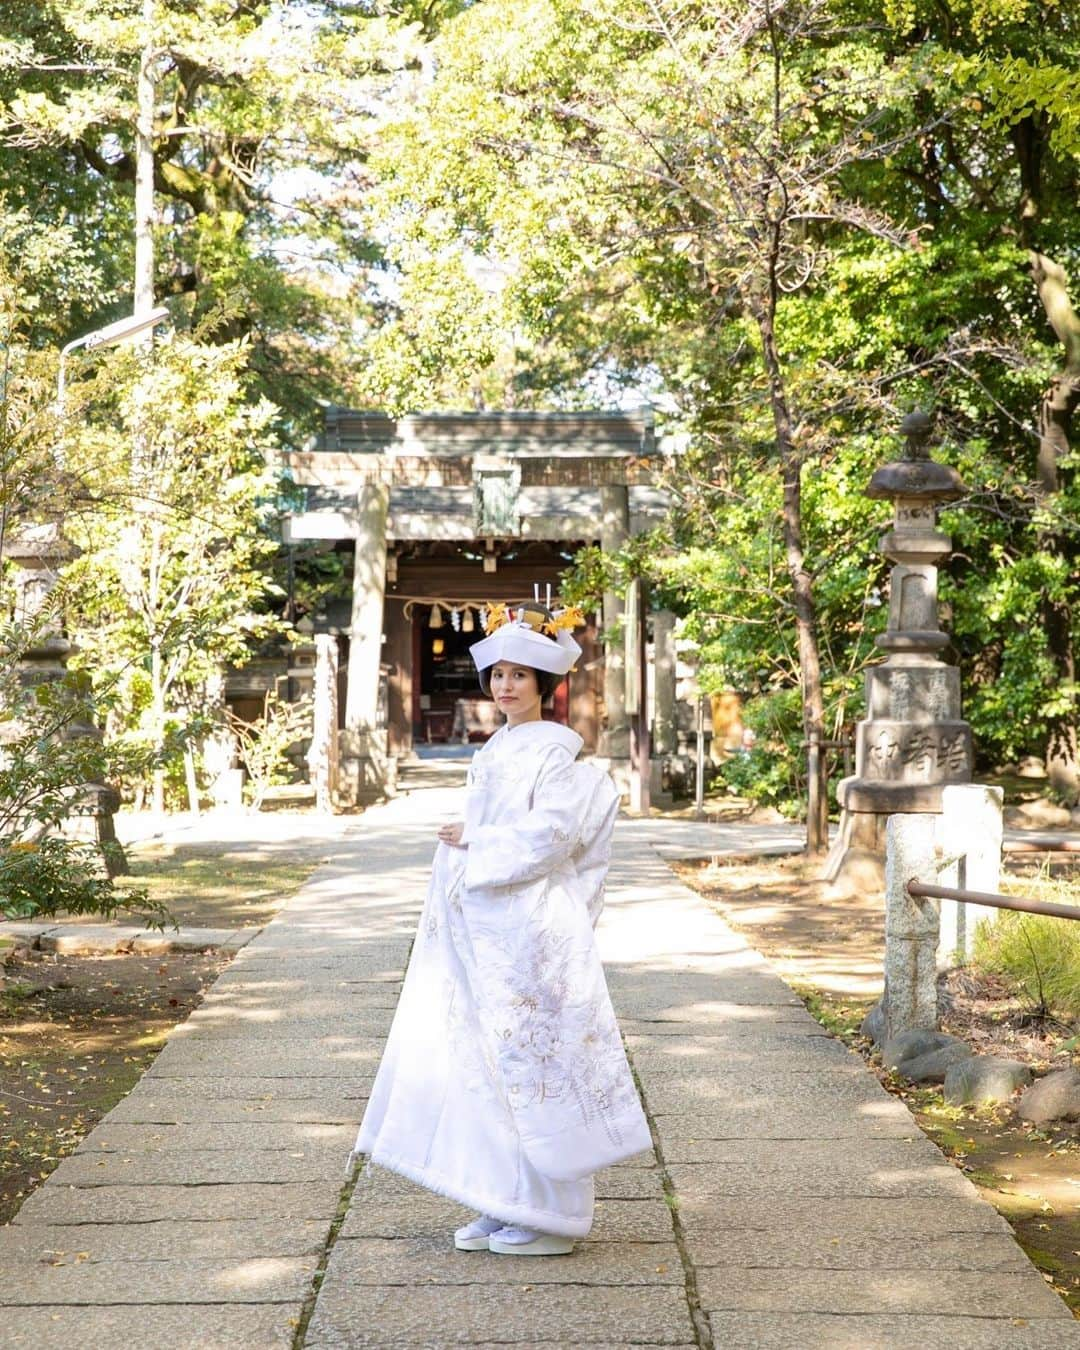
907,878,1080,922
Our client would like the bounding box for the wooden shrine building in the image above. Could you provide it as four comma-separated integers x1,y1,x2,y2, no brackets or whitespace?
283,408,667,804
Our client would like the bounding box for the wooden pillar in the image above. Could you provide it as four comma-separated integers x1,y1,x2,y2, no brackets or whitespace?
600,484,630,760
651,608,678,755
384,596,412,758
569,614,601,753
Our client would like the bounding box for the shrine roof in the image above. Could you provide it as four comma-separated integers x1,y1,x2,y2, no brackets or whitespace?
286,484,669,544
313,407,655,457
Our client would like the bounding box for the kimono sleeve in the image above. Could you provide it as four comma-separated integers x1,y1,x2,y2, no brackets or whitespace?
460,748,584,891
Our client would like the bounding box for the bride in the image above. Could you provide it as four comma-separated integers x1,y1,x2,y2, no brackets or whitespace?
351,599,651,1256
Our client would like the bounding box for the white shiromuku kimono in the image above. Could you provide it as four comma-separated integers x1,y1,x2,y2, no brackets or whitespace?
354,719,652,1237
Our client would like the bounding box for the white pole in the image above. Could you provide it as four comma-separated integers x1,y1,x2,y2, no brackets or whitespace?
135,0,156,321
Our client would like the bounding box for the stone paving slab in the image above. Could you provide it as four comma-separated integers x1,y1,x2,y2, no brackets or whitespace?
618,1012,817,1036
328,1236,684,1286
50,1147,341,1187
689,1229,1038,1272
0,1253,319,1304
340,1189,676,1244
0,1304,299,1349
674,1193,1013,1238
104,1094,365,1124
144,1044,382,1077
0,1218,327,1261
189,993,403,1021
651,1102,919,1139
705,1312,1080,1349
644,1068,898,1111
594,1166,666,1200
305,1284,698,1346
626,1040,858,1074
695,1266,1072,1318
13,1180,343,1225
132,927,251,953
664,1158,971,1201
108,1075,372,1101
169,1016,395,1041
74,1121,355,1153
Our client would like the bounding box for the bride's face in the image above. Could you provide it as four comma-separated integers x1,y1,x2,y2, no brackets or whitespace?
490,663,542,723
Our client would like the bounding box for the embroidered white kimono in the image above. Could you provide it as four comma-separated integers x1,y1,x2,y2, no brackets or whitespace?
354,720,651,1238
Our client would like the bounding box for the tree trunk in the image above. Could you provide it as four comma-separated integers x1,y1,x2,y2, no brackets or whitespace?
1031,251,1080,801
755,301,829,854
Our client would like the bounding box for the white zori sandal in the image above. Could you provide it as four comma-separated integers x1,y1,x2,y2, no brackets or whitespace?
487,1225,575,1256
454,1215,503,1251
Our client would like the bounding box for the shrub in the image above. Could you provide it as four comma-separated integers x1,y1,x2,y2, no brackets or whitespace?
973,904,1080,1021
0,618,166,925
0,835,164,926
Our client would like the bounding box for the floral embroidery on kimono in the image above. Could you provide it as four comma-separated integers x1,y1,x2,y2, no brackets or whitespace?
352,720,651,1237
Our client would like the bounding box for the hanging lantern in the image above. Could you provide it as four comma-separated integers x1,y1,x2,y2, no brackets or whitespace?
429,603,444,629
462,606,475,633
432,636,445,656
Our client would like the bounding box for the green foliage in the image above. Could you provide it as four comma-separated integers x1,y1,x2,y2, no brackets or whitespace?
60,330,285,787
0,1,439,431
0,620,163,924
0,834,161,925
226,692,313,811
715,690,807,817
973,907,1080,1021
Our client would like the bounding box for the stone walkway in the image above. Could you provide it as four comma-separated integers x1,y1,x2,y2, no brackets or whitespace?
1,792,1077,1348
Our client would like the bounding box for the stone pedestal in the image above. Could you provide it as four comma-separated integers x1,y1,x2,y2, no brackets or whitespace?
828,412,971,889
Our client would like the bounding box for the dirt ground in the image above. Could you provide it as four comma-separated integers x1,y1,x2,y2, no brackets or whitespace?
0,950,226,1223
0,832,330,1223
674,853,1080,1316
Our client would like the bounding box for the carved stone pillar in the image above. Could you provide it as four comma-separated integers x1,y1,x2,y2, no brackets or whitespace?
827,411,972,887
5,525,125,870
308,633,340,813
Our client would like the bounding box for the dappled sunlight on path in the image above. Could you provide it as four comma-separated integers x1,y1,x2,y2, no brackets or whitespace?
0,792,1075,1346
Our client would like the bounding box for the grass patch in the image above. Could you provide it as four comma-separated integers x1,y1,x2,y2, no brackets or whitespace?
113,844,325,928
973,871,1080,1021
789,982,869,1041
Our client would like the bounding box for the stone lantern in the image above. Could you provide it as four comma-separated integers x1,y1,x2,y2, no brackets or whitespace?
827,411,972,886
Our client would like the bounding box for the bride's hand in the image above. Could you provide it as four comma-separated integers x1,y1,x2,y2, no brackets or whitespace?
437,821,465,847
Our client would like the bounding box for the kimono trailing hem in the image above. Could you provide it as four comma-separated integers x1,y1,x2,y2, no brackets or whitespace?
360,1152,595,1239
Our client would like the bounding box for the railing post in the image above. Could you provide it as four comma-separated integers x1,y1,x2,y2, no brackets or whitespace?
936,784,1004,967
884,813,941,1041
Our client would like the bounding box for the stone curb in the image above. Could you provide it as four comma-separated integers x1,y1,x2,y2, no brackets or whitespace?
0,920,255,956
